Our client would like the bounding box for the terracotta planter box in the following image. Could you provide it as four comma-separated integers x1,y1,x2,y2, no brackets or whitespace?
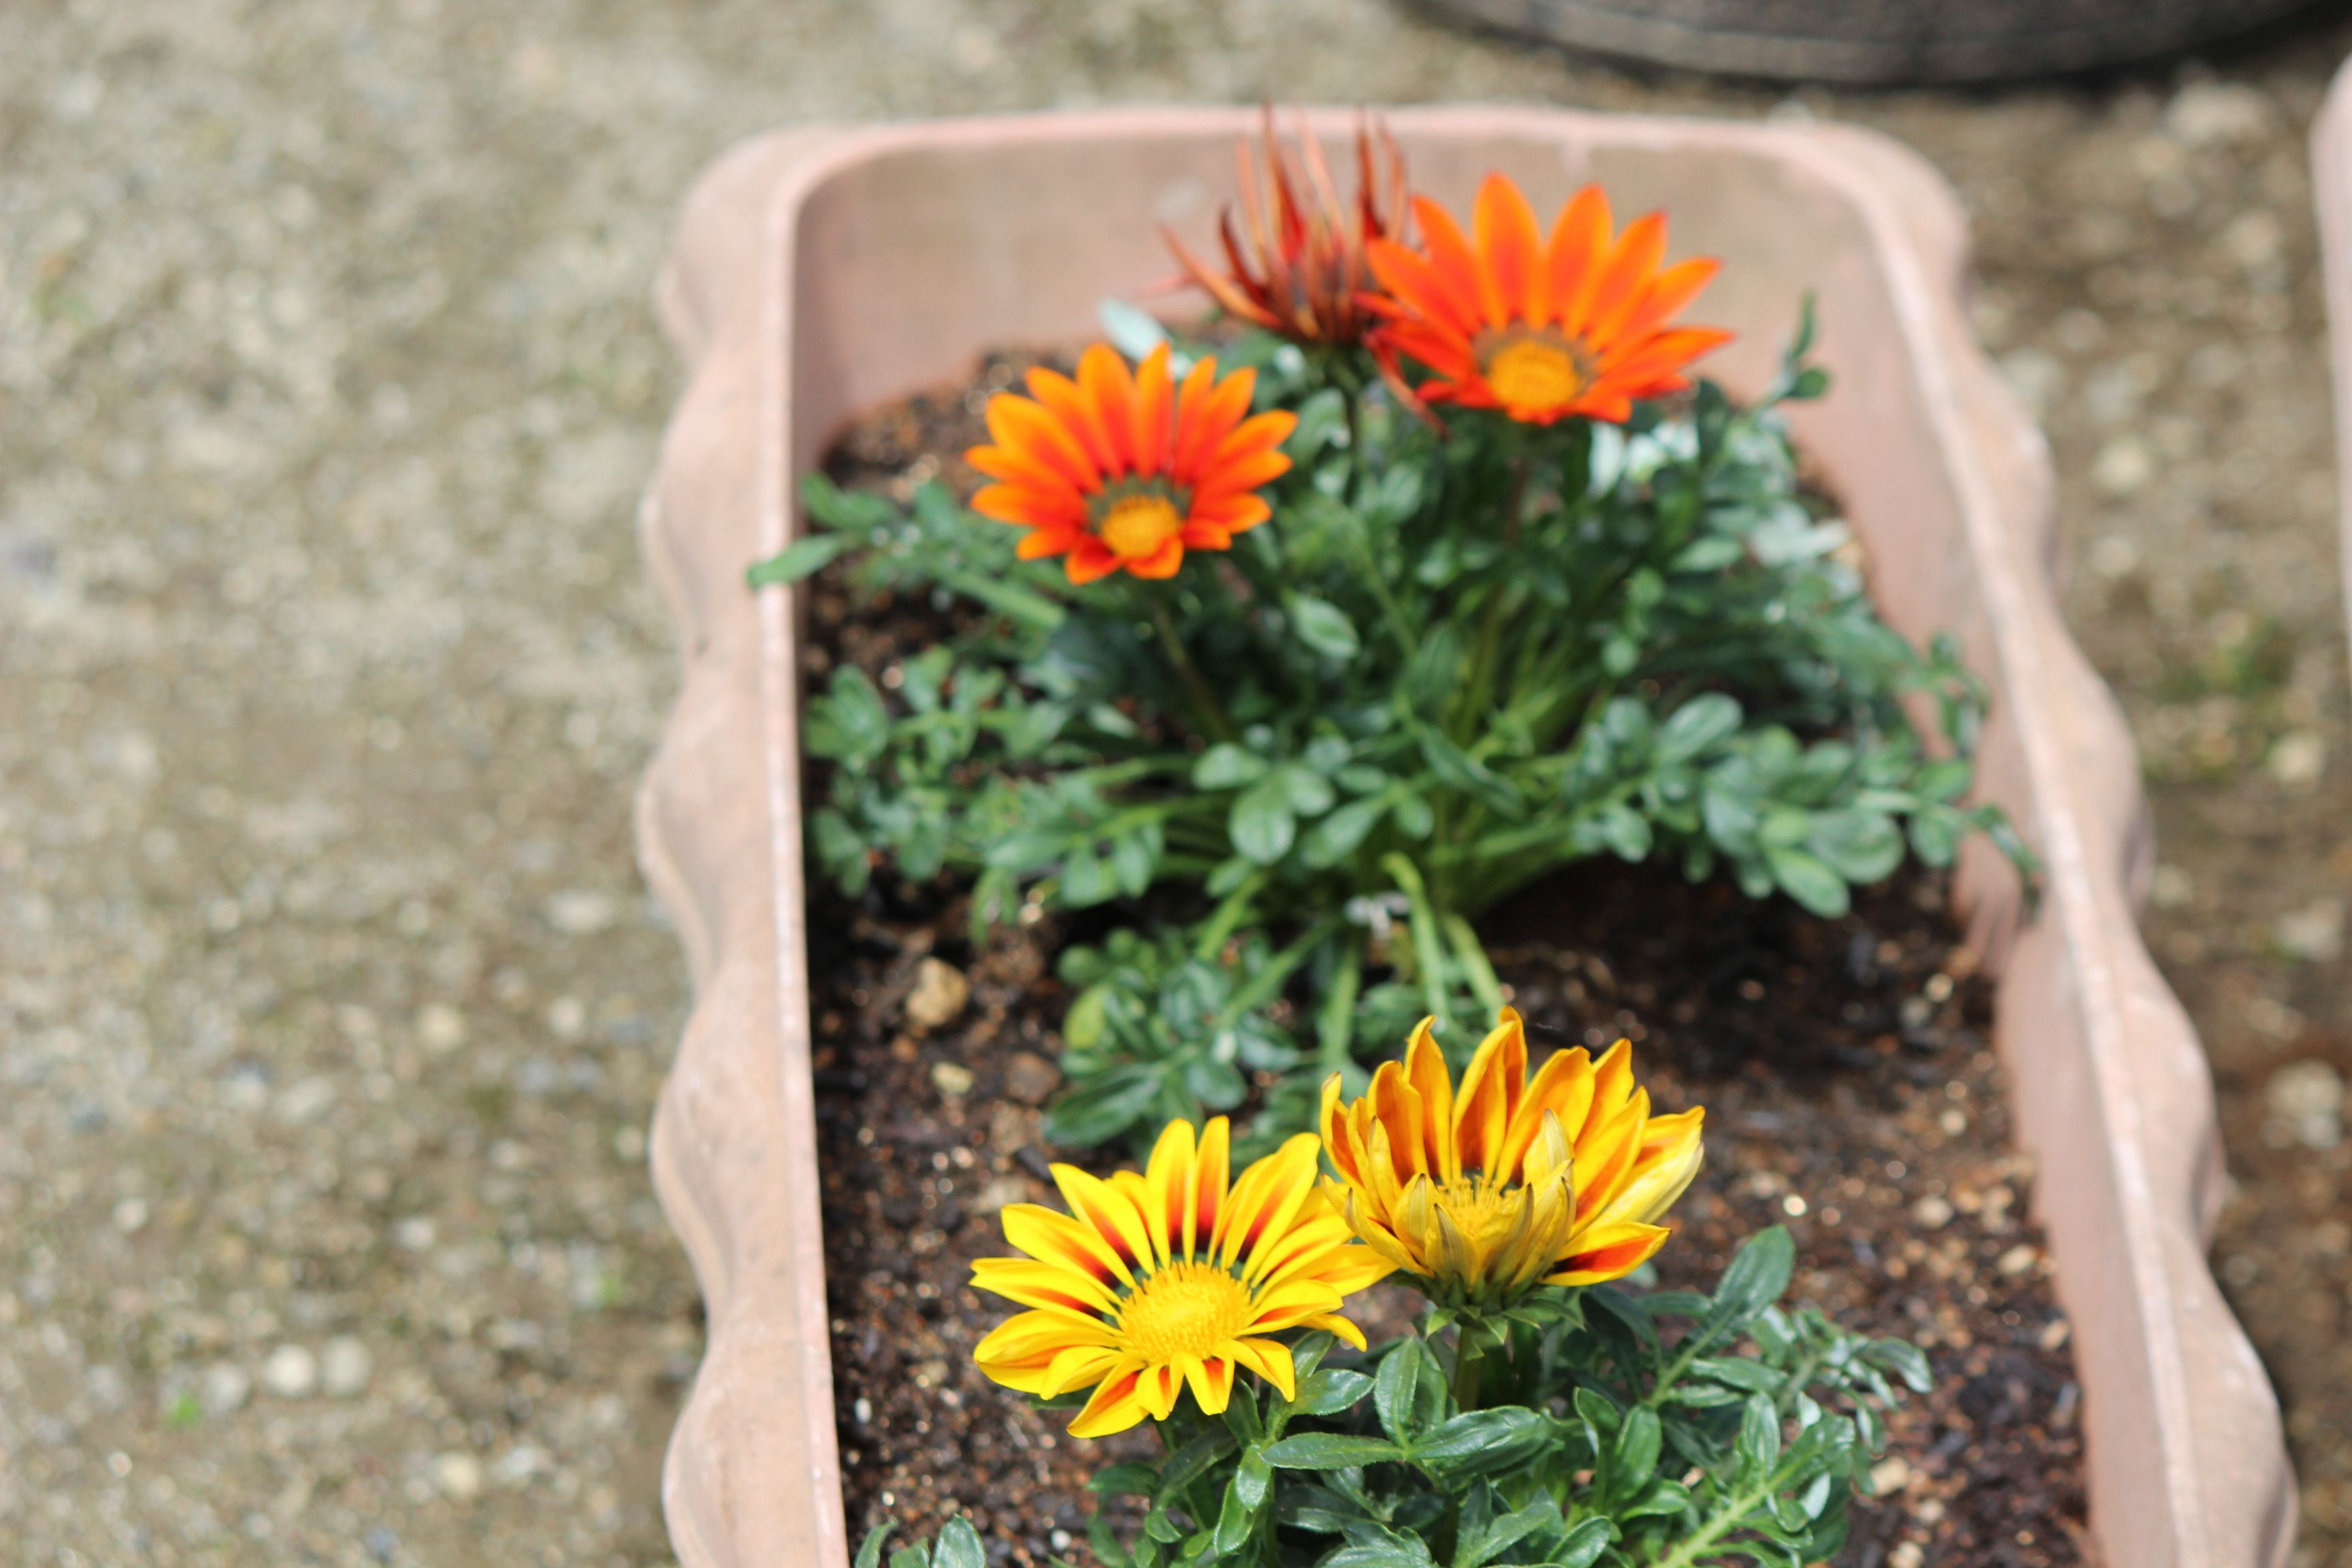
636,108,2293,1568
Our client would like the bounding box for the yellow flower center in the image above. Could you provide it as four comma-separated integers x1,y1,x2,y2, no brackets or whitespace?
1117,1261,1252,1362
1483,334,1588,419
1433,1177,1528,1254
1096,492,1186,560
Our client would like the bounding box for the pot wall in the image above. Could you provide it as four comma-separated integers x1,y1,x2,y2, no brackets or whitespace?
2312,63,2352,664
638,108,2295,1568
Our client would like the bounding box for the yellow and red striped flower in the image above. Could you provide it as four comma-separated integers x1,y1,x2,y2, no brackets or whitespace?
1320,1008,1704,1307
1366,174,1730,426
966,344,1295,585
970,1117,1390,1438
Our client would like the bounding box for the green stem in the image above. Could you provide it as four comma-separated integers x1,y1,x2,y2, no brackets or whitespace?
1643,1467,1793,1568
1450,451,1535,742
1382,853,1455,1027
1440,913,1505,1018
1151,599,1239,742
1224,915,1343,1018
1341,385,1365,500
1347,512,1417,655
1315,932,1366,1075
1452,1330,1486,1414
1192,870,1271,960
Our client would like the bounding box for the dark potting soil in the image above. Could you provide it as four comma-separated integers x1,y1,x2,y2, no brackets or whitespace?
803,362,2090,1567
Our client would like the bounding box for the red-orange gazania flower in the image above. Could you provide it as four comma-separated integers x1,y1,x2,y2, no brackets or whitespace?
967,344,1296,585
1366,174,1731,426
1164,110,1407,349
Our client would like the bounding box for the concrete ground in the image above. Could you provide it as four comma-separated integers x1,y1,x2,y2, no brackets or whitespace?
3,1,2349,1564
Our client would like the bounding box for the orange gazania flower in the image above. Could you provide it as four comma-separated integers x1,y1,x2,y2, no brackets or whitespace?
970,1117,1390,1438
966,344,1296,585
1320,1008,1704,1308
1165,110,1407,349
1366,174,1731,426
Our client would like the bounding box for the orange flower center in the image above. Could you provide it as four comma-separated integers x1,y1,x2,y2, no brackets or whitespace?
1483,333,1590,419
1116,1261,1251,1361
1096,492,1186,561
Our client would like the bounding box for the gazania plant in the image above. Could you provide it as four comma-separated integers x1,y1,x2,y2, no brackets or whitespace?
862,1014,1929,1568
760,111,2031,1155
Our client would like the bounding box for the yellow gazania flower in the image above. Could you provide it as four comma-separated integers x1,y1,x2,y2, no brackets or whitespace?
970,1117,1392,1439
1320,1008,1704,1307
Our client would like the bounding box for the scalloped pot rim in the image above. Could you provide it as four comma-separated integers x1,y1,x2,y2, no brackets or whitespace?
634,108,2296,1568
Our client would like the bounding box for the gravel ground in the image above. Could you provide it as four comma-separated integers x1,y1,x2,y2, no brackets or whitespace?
2,2,2349,1565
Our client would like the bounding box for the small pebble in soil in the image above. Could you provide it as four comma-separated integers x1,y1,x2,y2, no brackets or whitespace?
904,958,972,1031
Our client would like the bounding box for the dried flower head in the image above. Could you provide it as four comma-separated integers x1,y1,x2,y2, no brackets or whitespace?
1367,174,1730,425
1320,1008,1704,1307
1165,109,1408,350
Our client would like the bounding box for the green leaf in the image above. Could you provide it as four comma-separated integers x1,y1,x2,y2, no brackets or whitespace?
1418,727,1521,819
1548,1518,1615,1568
1044,1069,1164,1147
1235,1446,1273,1509
1281,764,1337,816
1411,1407,1548,1471
1736,1393,1782,1475
1805,809,1904,884
1303,796,1387,868
747,532,856,587
1091,1464,1162,1497
1607,1405,1661,1481
1686,1356,1783,1393
1222,1384,1264,1444
1259,1433,1405,1469
1764,844,1849,917
1373,1341,1422,1445
929,1520,985,1568
890,1546,931,1568
1656,693,1743,762
1194,744,1269,791
1455,1495,1561,1568
1099,299,1170,359
1230,776,1298,865
1060,847,1114,908
1590,801,1652,862
1290,595,1362,661
1213,1476,1256,1554
1865,1337,1934,1393
855,1523,897,1568
1701,1227,1796,1348
1155,1430,1241,1498
1292,1367,1374,1416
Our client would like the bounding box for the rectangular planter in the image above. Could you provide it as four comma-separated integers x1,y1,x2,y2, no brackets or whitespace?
635,108,2294,1568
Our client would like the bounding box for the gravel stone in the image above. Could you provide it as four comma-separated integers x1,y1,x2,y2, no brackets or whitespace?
201,1363,251,1418
433,1451,486,1503
261,1344,318,1400
1002,1050,1062,1107
321,1336,374,1399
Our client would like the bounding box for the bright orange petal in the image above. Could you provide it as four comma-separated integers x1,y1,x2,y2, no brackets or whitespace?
1130,342,1174,476
1549,184,1614,331
1473,174,1544,327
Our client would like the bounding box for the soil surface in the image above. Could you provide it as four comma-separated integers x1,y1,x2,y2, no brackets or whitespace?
5,3,2350,1565
806,376,2087,1567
